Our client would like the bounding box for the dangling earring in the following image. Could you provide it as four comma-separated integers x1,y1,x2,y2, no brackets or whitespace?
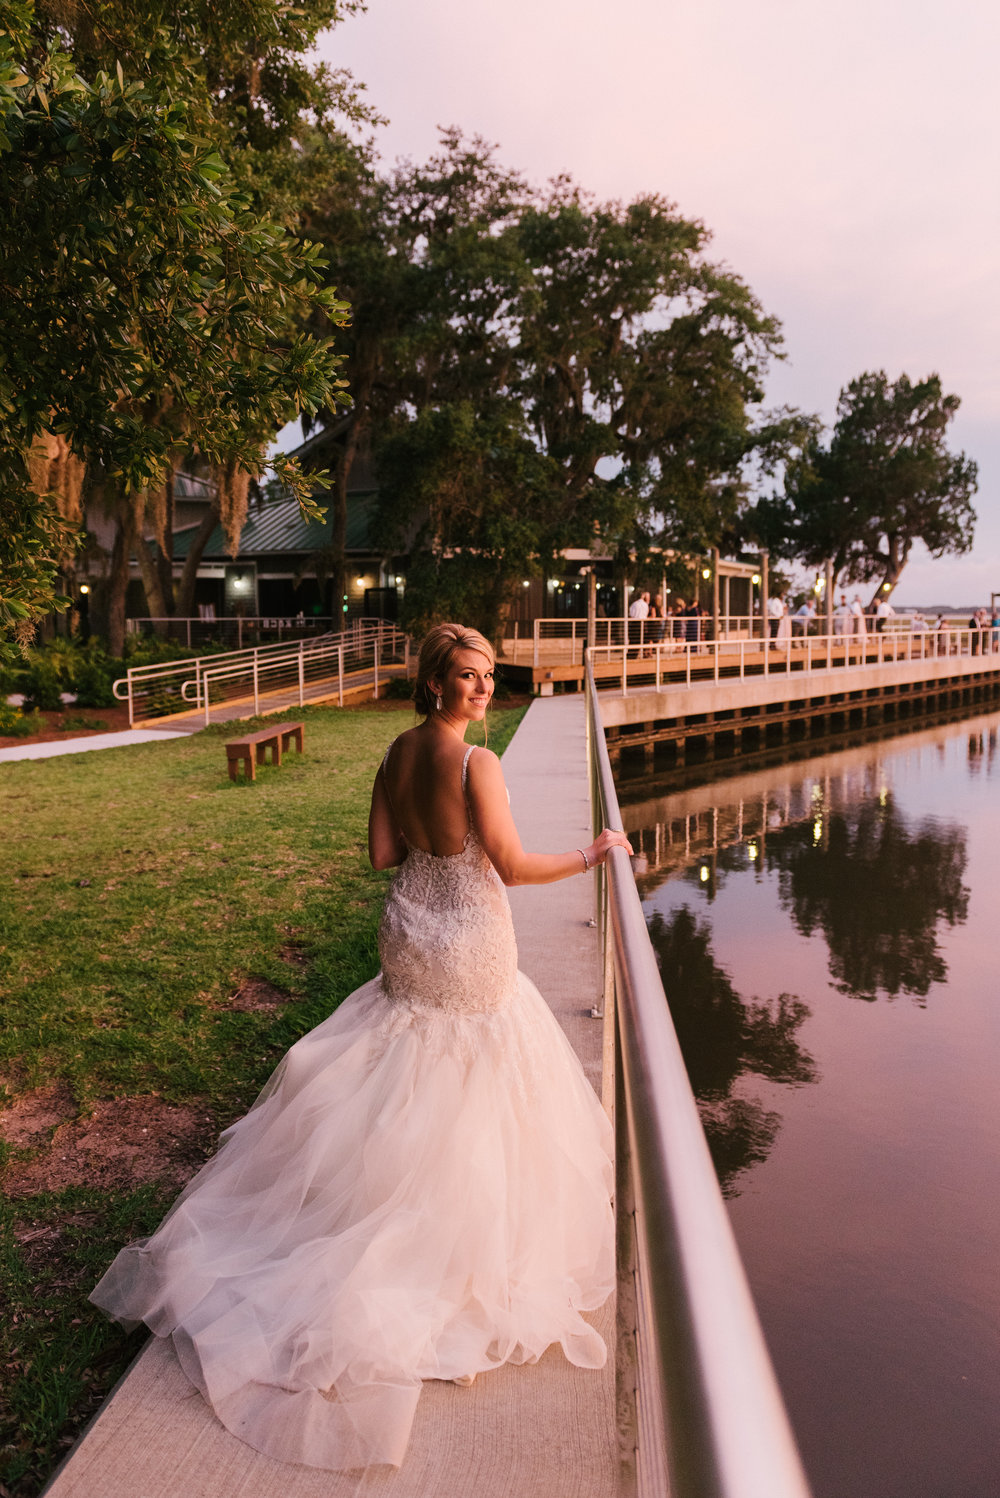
435,693,443,712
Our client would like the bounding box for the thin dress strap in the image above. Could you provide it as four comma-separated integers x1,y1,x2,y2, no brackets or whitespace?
461,744,475,795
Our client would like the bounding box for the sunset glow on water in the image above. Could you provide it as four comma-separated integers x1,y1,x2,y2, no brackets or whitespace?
621,713,1000,1498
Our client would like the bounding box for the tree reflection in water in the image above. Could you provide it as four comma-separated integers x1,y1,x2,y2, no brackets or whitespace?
647,904,817,1195
765,795,969,1004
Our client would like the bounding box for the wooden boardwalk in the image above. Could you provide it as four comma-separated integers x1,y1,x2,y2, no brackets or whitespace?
43,698,619,1498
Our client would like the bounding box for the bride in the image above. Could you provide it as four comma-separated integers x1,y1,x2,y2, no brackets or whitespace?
91,622,632,1472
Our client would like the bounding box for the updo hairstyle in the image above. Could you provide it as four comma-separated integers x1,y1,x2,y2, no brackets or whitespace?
413,623,495,717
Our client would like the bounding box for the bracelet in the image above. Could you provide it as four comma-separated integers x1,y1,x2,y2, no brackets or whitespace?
577,848,590,872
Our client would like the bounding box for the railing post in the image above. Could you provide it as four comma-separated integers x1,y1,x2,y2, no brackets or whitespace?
714,639,719,683
253,650,259,716
533,619,540,670
298,642,305,707
186,619,191,649
374,639,380,698
203,674,211,727
622,642,628,697
338,645,344,707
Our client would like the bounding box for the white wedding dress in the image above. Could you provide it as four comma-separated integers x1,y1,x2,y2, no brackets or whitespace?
91,745,615,1471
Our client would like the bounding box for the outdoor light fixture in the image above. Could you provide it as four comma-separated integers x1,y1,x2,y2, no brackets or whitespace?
702,567,711,580
394,575,403,585
522,580,530,588
883,583,891,592
355,576,366,588
751,573,761,586
79,584,90,595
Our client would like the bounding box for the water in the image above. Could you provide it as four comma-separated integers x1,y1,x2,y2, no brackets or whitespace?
618,712,1000,1498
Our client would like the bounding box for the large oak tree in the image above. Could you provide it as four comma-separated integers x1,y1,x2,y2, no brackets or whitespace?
755,371,977,604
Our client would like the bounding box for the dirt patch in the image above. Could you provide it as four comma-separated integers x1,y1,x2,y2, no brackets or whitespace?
0,702,134,749
0,1082,77,1148
279,940,309,968
1,1096,216,1199
226,975,297,1012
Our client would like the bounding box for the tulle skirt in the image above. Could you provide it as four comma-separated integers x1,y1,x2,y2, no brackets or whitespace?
91,972,615,1471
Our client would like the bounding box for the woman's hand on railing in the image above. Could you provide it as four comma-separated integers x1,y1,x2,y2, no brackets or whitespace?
586,828,634,866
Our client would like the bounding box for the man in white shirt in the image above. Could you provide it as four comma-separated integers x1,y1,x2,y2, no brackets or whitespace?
767,592,785,641
628,589,650,649
875,597,895,632
833,594,852,636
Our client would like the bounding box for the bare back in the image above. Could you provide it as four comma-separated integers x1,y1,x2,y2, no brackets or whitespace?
381,725,475,857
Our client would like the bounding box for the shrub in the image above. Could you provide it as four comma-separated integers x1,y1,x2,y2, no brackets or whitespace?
60,715,109,733
0,703,32,735
21,661,65,712
73,659,117,709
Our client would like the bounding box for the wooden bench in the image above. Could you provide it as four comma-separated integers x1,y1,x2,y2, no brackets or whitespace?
225,721,304,782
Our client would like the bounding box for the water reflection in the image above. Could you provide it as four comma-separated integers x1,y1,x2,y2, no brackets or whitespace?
618,714,1000,1498
647,904,817,1195
627,755,970,1007
966,726,999,776
764,796,969,1004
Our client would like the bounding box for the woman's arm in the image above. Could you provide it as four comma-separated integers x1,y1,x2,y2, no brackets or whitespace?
466,748,632,886
368,765,407,870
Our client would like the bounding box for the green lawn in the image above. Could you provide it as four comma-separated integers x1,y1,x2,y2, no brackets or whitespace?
0,701,527,1496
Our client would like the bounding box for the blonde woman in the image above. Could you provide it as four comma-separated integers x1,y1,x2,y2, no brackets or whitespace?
93,623,631,1473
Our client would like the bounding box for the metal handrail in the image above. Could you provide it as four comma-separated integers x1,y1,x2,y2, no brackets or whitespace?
584,626,996,698
500,615,985,666
193,627,407,725
584,652,812,1498
113,619,403,726
126,616,343,649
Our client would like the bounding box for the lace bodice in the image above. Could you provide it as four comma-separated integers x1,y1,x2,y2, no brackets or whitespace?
378,745,518,1014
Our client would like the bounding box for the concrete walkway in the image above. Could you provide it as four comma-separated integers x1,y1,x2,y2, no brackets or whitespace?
0,728,189,763
43,696,618,1498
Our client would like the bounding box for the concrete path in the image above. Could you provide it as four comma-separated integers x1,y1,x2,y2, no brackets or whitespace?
43,696,618,1498
0,728,189,763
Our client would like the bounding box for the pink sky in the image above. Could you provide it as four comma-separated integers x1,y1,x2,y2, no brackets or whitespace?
317,0,999,606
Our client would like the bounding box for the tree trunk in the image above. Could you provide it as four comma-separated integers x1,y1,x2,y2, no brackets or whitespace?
135,524,169,624
868,537,910,610
176,501,221,618
107,498,136,658
155,465,176,614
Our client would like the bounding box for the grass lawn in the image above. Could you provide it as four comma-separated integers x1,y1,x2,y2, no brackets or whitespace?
0,699,527,1497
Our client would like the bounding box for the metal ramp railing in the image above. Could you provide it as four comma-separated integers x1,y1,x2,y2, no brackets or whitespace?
585,653,812,1498
113,619,410,726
